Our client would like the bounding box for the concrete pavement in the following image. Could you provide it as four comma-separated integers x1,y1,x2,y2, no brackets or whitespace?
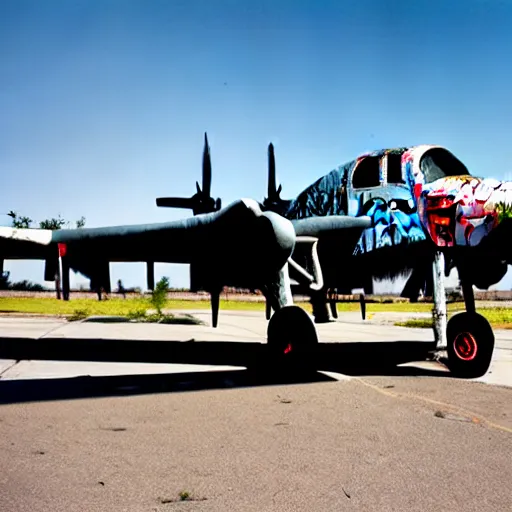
0,373,511,512
0,311,510,387
0,312,511,511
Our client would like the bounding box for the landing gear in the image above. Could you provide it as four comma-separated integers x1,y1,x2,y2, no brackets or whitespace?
267,306,318,369
327,289,338,319
446,312,494,378
432,254,495,378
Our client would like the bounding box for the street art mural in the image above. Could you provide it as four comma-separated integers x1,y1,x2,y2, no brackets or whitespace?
418,175,512,248
285,147,427,256
285,144,512,260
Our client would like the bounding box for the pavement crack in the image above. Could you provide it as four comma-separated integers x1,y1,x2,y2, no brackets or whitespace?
38,322,68,339
356,378,512,435
0,360,20,379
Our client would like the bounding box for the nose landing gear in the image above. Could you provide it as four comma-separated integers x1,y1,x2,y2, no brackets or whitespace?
446,312,494,378
433,256,495,378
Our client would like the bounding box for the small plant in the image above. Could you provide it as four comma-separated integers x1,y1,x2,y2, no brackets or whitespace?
158,490,206,504
179,490,191,501
158,314,204,325
394,319,433,328
127,307,148,321
69,308,89,321
150,277,170,316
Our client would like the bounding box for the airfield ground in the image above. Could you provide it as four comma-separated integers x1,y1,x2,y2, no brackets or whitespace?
0,311,511,511
3,293,512,328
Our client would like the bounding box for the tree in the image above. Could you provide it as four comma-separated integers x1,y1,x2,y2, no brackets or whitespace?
7,211,33,229
0,270,10,290
39,216,66,230
7,210,86,298
7,211,86,230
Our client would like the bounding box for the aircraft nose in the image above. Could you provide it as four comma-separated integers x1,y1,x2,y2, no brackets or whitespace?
454,179,512,246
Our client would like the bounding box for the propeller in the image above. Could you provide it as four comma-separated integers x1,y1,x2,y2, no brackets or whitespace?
261,142,293,320
155,133,222,324
262,143,291,215
156,132,222,215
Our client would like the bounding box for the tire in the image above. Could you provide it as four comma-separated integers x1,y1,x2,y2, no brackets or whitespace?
446,312,494,378
267,306,318,369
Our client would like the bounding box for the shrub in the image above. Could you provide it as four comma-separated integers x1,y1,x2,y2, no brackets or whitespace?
151,277,170,316
10,280,46,291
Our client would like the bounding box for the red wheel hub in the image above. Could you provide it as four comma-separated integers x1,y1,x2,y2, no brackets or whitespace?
453,332,478,361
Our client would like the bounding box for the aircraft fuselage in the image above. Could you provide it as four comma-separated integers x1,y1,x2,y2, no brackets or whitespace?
281,145,512,293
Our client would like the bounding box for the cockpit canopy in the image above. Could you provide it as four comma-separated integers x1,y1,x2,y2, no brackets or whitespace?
420,148,470,183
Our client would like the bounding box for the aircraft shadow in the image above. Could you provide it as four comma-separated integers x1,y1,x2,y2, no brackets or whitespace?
0,336,447,404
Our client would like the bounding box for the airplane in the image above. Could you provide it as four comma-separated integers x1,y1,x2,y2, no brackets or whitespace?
1,134,511,379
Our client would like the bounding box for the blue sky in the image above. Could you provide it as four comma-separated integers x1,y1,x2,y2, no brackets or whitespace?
1,0,512,291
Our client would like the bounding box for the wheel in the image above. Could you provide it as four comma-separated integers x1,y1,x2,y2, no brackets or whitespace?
267,306,318,369
446,312,494,378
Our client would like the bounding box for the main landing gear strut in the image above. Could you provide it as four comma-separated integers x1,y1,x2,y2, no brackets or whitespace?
267,305,318,369
433,252,494,378
262,265,319,369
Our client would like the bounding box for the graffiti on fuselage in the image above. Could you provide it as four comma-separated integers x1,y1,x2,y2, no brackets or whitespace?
418,175,512,247
353,192,426,255
285,148,427,255
285,161,353,218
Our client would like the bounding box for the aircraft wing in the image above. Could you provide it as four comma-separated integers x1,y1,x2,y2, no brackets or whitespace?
0,200,297,286
0,226,54,260
0,200,371,287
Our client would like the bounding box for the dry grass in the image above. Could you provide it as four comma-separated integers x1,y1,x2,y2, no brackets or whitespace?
395,308,512,329
1,296,511,328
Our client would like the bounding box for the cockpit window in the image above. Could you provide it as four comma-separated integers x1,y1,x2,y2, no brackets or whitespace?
352,157,380,188
387,153,404,183
420,148,470,183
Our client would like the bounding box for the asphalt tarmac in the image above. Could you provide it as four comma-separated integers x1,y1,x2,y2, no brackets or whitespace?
0,312,511,511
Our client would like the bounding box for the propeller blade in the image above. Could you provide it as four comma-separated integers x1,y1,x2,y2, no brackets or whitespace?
268,143,277,200
156,197,194,209
211,289,220,328
202,132,212,198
